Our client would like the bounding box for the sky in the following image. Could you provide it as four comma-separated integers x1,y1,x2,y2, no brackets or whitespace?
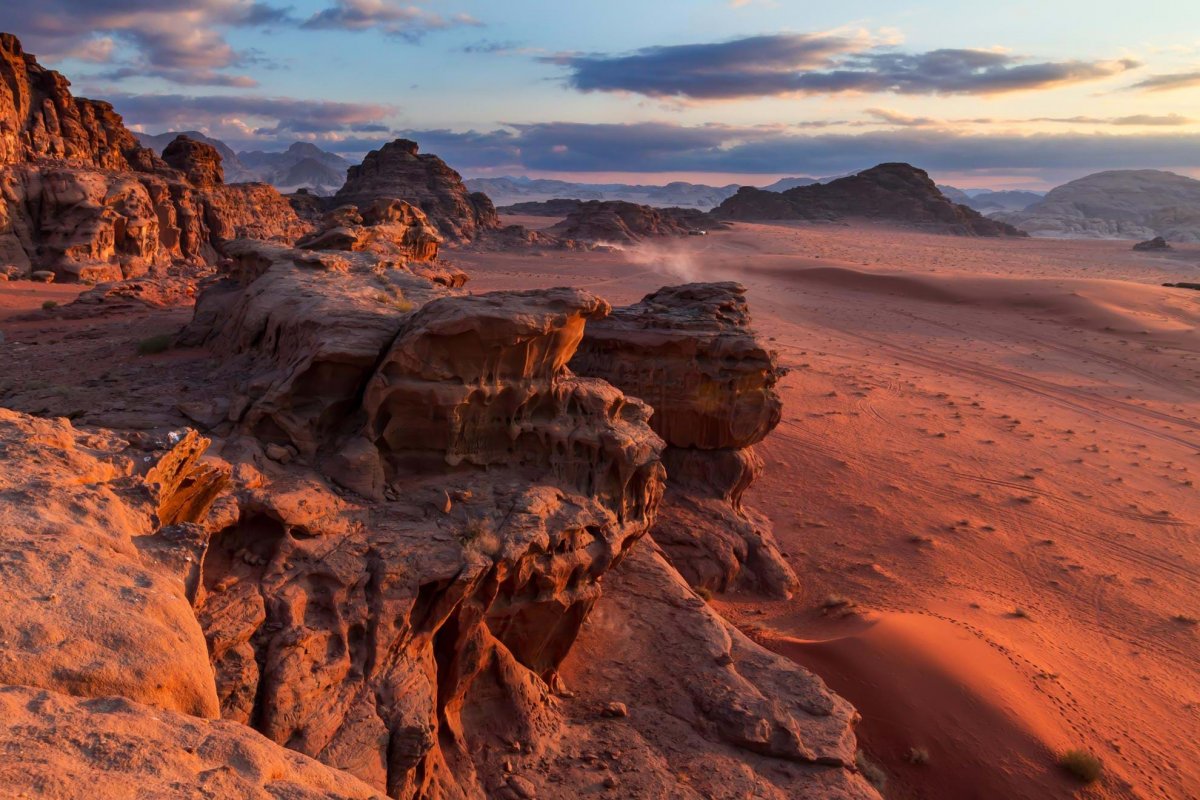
2,0,1199,188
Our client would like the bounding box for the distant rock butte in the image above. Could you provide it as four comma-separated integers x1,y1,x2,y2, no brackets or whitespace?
534,199,727,244
0,34,308,281
1134,236,1172,251
467,175,741,211
714,163,1028,237
995,170,1200,242
335,138,500,243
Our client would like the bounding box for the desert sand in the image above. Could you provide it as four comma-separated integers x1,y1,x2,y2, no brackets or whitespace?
455,218,1200,800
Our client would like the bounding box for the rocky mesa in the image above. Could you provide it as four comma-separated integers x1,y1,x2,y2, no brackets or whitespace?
714,163,1028,237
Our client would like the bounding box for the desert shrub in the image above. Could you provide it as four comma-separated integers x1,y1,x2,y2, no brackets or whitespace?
855,751,887,789
374,290,415,312
821,594,852,609
41,300,57,310
696,586,713,602
1172,614,1198,626
137,334,173,355
1058,749,1102,783
906,746,931,765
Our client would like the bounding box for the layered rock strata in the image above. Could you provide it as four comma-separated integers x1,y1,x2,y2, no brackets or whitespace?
572,282,798,597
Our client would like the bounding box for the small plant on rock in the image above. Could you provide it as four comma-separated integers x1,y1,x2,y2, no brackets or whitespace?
137,333,173,355
855,750,887,790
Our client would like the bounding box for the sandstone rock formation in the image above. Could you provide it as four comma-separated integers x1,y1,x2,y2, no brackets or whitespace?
571,282,798,597
297,198,443,262
544,199,727,244
0,34,308,281
993,170,1200,241
715,163,1027,237
335,139,500,243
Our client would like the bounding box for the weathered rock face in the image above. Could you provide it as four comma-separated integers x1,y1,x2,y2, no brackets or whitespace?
0,33,155,171
715,163,1028,237
335,139,500,243
298,198,443,262
162,133,225,188
0,36,308,280
572,282,798,597
543,199,727,244
0,686,387,800
0,409,222,717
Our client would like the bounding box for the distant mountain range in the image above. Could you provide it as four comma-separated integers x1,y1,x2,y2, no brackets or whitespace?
464,176,743,210
992,170,1200,241
135,132,350,195
939,184,1044,213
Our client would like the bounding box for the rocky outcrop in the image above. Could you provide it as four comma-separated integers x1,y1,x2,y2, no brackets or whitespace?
1134,236,1172,251
543,200,727,244
162,134,224,188
715,163,1028,237
993,170,1200,241
297,198,443,262
166,253,875,797
174,247,670,795
571,282,797,597
335,139,500,243
0,35,308,281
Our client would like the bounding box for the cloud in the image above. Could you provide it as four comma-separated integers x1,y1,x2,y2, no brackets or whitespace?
385,122,1200,179
1032,114,1195,126
864,108,941,127
866,110,1197,128
1128,71,1200,92
0,0,293,86
301,1,482,40
109,91,393,140
548,33,1139,99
